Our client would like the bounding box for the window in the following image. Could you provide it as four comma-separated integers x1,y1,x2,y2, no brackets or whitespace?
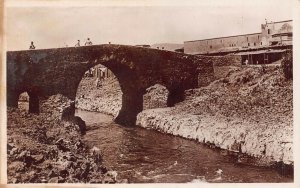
268,29,271,34
254,43,256,46
261,42,263,45
210,45,212,49
162,47,164,50
248,43,250,46
247,37,249,41
258,35,260,39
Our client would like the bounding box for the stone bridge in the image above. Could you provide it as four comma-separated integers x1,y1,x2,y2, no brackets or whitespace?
7,44,214,125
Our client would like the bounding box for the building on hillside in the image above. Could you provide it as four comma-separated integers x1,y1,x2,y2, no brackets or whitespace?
85,64,114,80
135,44,151,48
184,20,292,65
151,43,184,52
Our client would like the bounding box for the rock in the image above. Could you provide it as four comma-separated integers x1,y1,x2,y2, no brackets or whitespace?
80,162,91,179
65,177,79,183
17,150,28,160
11,178,20,183
75,140,84,150
68,155,77,162
56,141,70,152
41,178,47,183
48,170,56,178
10,147,19,155
90,178,103,183
62,161,74,169
8,161,26,172
90,146,100,152
102,176,116,184
106,170,118,181
31,154,44,164
24,170,37,183
7,143,14,151
61,102,76,121
48,177,59,183
99,166,108,174
73,168,82,179
72,116,86,135
59,169,69,178
55,138,64,145
118,178,129,183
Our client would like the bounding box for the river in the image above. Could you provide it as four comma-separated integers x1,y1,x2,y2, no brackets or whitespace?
76,109,292,183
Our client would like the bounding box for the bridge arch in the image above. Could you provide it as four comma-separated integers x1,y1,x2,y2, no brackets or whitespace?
7,44,214,126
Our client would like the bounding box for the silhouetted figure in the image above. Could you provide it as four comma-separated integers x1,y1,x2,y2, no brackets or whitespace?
29,41,35,49
75,40,80,47
85,38,93,46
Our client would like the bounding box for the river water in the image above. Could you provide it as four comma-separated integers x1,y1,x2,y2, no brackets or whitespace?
76,109,292,183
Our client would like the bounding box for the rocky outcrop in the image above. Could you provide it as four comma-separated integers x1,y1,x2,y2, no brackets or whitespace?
39,94,86,134
7,94,125,183
137,109,292,165
76,97,121,117
137,66,293,165
75,77,122,117
143,84,168,110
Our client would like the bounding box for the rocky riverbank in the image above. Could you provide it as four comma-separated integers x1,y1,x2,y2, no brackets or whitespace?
7,94,124,183
76,76,122,117
137,66,293,166
75,62,293,166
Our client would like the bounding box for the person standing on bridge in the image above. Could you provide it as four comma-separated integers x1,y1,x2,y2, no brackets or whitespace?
29,41,35,49
75,40,80,47
85,38,93,46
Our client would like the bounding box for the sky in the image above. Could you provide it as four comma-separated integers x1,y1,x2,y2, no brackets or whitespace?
5,0,293,51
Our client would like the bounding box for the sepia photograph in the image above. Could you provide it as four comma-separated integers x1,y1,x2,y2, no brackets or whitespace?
1,0,298,185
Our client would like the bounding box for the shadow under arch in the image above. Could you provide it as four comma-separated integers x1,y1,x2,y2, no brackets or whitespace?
83,61,142,125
